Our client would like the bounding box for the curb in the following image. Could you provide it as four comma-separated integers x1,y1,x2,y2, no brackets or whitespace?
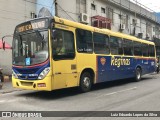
0,82,23,94
0,89,23,94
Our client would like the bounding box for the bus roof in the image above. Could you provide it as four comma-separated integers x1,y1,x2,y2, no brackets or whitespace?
53,16,154,45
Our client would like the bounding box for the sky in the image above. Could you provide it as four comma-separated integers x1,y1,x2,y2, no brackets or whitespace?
130,0,160,12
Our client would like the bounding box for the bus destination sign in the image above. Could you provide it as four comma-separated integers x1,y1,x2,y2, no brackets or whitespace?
17,18,48,32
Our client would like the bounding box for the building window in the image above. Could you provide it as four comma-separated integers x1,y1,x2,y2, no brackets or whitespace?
108,8,114,24
153,27,155,32
91,3,96,10
101,7,105,14
76,0,86,14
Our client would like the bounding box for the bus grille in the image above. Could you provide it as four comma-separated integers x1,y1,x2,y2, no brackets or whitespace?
20,81,33,86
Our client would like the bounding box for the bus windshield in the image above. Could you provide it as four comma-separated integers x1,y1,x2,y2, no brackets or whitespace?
12,30,49,66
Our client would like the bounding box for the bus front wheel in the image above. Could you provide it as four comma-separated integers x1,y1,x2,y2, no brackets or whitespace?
79,72,92,92
135,67,142,82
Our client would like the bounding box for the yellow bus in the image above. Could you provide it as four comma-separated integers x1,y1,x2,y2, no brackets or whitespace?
12,16,156,92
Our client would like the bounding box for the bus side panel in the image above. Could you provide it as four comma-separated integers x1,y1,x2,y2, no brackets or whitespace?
96,56,135,83
134,58,156,75
148,58,156,73
76,54,96,84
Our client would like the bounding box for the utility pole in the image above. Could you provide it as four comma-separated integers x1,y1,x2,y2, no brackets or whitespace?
55,0,58,16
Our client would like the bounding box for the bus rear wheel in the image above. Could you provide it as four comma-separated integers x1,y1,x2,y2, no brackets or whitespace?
135,67,142,82
79,72,92,92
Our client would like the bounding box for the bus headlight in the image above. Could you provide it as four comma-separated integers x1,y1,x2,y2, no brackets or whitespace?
38,67,50,80
12,70,18,79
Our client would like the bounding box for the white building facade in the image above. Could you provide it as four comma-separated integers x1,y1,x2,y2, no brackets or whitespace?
0,0,37,74
57,0,160,40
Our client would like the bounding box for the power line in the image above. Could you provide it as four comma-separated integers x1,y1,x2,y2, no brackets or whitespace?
57,4,76,22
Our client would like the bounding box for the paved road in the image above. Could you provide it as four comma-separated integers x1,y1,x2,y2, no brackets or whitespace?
0,73,160,120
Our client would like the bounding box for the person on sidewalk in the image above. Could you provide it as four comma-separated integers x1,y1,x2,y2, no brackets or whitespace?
0,68,4,89
156,57,159,74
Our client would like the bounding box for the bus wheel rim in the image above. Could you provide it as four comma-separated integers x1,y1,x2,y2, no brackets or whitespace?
137,71,140,79
83,77,90,88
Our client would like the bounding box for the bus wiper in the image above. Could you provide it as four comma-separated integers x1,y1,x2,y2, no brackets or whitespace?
35,30,46,50
35,30,44,42
17,34,28,58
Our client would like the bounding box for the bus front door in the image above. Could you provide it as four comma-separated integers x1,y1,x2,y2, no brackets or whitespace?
51,27,78,90
52,59,78,90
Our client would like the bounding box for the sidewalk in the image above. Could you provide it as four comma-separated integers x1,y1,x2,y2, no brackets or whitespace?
0,81,21,94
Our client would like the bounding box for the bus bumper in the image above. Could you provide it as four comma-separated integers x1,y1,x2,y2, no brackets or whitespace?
12,76,52,91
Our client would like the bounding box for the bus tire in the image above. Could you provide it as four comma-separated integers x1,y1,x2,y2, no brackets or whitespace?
135,67,142,82
79,72,92,92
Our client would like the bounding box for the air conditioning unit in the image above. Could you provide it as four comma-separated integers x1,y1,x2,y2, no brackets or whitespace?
120,24,125,30
80,13,89,24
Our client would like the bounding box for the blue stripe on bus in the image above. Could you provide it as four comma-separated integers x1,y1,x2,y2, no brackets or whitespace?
96,56,156,83
12,61,50,80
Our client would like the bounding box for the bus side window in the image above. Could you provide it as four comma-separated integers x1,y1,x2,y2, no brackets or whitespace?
134,41,142,56
123,39,134,56
52,29,75,60
118,38,123,55
149,45,155,57
76,28,93,53
110,36,123,55
93,32,110,54
123,39,133,56
142,43,149,57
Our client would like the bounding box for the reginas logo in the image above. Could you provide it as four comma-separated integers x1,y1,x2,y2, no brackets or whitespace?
100,57,106,66
111,57,130,68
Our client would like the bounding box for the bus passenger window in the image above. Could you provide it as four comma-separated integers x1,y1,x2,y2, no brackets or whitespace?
93,32,110,54
142,43,149,57
123,39,133,56
52,29,75,60
134,41,142,56
110,36,123,55
76,29,93,53
149,45,155,57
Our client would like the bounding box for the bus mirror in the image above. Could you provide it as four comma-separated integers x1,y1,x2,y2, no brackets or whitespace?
3,41,5,50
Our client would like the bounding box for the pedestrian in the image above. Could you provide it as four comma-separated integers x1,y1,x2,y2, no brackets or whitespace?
0,68,3,89
156,57,159,74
